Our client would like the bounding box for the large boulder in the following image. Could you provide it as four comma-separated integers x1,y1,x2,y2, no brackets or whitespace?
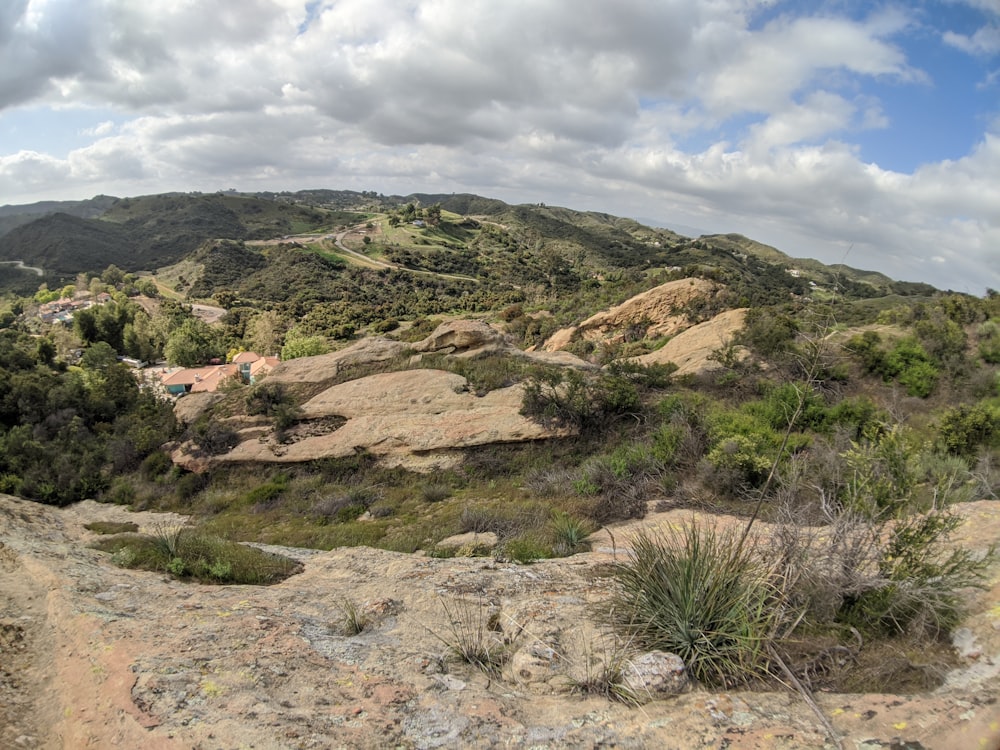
631,308,747,376
540,278,720,352
196,369,574,472
266,337,410,384
414,319,508,354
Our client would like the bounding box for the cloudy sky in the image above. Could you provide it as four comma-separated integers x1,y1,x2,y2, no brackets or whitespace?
1,1,998,293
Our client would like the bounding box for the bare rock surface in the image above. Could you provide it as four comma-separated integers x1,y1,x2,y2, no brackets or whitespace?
541,278,720,352
632,307,748,375
170,391,222,425
206,369,573,471
3,494,1000,749
171,323,594,473
266,337,411,384
413,319,507,354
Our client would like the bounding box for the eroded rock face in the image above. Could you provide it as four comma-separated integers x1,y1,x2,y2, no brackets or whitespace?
195,369,573,472
414,319,508,354
266,337,411,384
631,307,748,376
540,278,720,352
171,391,222,425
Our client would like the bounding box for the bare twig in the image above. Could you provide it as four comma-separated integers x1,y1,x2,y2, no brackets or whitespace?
768,644,843,750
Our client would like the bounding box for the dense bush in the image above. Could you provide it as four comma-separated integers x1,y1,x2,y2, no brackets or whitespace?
521,368,640,432
937,403,997,461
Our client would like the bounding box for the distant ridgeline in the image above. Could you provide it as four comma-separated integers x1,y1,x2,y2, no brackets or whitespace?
0,189,938,305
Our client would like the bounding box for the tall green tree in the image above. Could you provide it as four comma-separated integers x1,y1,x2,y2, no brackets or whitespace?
164,318,226,366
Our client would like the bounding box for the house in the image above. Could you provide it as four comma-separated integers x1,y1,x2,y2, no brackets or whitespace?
231,351,280,384
158,352,279,396
160,364,239,395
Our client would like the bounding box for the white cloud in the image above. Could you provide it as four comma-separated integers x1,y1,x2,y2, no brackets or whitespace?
0,1,997,292
81,120,114,136
943,24,1000,55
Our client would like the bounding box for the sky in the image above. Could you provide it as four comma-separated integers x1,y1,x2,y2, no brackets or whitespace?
1,1,998,294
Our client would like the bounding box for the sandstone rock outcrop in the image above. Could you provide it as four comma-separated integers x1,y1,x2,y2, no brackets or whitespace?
266,337,411,384
172,321,596,472
540,277,720,352
413,319,507,354
181,369,574,472
4,494,1000,750
632,307,748,376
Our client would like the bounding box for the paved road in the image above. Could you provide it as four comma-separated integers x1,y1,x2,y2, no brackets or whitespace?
0,259,44,276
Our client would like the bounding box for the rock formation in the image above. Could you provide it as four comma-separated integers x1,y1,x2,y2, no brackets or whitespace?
208,369,574,471
172,320,594,472
631,307,748,376
3,494,999,749
540,277,720,352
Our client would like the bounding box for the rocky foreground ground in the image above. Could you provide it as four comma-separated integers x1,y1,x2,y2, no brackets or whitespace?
2,494,1000,749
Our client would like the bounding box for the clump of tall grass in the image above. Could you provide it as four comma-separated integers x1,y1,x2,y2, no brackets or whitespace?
430,596,518,678
609,523,785,687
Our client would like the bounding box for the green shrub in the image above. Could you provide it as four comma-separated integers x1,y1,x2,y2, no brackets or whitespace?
746,381,827,432
521,368,639,432
610,524,783,687
738,307,799,358
84,520,139,535
94,528,301,584
175,471,207,500
194,421,240,455
841,424,918,515
702,408,793,492
459,502,549,540
140,450,173,480
245,381,289,416
938,403,997,461
977,320,1000,363
575,445,662,523
500,534,553,563
102,478,137,505
313,485,382,523
837,510,993,637
246,475,288,509
420,483,452,503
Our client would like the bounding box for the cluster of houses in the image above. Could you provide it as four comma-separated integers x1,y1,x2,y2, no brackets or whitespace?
38,292,112,323
158,351,280,396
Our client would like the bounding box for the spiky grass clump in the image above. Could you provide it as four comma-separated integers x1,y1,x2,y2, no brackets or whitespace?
335,597,370,636
549,511,594,555
420,483,452,503
609,523,784,687
433,596,516,678
564,635,641,706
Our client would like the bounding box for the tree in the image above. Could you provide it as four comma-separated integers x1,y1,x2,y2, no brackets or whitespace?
280,329,330,360
164,319,226,366
101,264,125,288
81,341,119,371
245,310,286,356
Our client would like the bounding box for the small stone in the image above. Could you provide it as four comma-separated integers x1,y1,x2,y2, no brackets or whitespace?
952,627,982,659
622,651,687,703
